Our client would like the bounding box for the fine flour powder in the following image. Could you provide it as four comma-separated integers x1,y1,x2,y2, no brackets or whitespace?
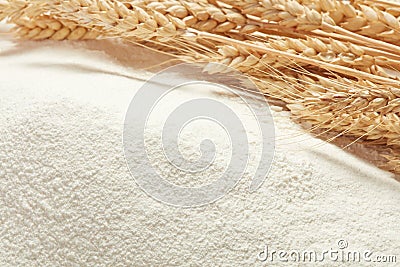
0,31,399,266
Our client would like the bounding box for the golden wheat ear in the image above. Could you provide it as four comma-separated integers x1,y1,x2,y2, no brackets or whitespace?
9,15,100,40
219,0,400,52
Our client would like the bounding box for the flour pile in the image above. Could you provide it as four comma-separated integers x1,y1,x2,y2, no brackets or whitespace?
0,24,399,266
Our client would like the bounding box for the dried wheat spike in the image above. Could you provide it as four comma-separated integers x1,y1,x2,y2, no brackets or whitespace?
0,0,27,22
128,0,249,33
264,36,398,77
284,75,400,147
20,0,250,41
218,0,334,30
0,0,100,40
4,0,181,41
216,44,302,71
309,0,400,44
13,15,100,40
205,36,397,79
218,0,400,50
196,30,400,86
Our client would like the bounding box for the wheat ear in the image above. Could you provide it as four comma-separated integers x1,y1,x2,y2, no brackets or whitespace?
295,0,400,44
13,15,100,40
26,0,250,40
0,0,100,40
218,0,400,54
194,30,400,86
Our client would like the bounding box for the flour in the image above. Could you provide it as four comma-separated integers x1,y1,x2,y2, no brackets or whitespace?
0,24,399,266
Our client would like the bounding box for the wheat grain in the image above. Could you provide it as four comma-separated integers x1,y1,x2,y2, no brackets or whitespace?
353,0,400,33
301,0,400,40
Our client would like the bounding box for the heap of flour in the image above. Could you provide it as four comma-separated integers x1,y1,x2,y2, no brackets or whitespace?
0,26,399,266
